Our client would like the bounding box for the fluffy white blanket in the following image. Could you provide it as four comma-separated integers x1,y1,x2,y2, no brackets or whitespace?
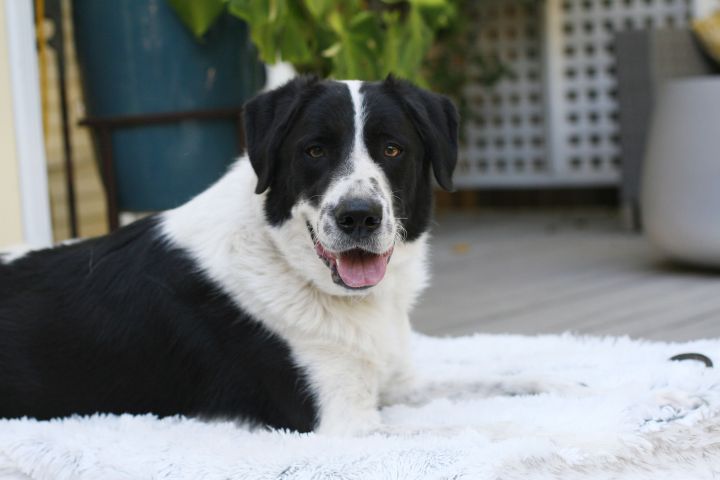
1,333,719,480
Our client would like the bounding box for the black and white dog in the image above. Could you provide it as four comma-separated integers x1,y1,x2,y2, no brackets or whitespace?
0,76,457,434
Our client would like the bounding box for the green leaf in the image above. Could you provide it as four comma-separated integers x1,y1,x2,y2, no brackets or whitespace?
279,14,313,63
166,0,227,38
227,0,277,62
321,42,342,58
327,8,345,35
381,11,402,75
414,0,456,31
381,7,433,85
409,0,450,8
226,0,270,24
304,0,334,19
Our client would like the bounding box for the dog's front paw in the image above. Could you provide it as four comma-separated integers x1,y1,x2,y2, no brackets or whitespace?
316,409,382,436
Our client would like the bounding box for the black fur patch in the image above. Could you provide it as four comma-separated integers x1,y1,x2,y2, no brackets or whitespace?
0,217,318,431
244,77,355,225
244,77,458,241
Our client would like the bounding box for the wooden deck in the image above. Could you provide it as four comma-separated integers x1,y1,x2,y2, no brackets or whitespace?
412,210,720,341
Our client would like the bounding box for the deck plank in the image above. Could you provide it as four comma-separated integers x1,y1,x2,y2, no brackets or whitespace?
412,211,720,341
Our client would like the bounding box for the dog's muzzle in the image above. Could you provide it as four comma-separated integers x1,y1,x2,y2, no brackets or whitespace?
307,217,393,290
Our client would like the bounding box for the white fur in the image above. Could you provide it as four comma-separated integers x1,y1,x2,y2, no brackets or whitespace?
0,238,83,264
161,158,428,434
0,245,34,264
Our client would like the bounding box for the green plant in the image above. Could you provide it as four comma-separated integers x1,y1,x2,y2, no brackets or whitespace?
168,0,457,86
168,0,541,131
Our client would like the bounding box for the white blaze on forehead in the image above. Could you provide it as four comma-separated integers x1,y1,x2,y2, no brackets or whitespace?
342,80,371,170
324,80,391,204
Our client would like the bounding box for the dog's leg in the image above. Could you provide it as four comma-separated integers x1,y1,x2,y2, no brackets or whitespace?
298,346,384,435
314,371,383,435
374,313,418,407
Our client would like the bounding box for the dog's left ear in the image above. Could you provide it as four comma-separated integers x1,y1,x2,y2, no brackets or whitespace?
243,76,319,194
384,76,459,191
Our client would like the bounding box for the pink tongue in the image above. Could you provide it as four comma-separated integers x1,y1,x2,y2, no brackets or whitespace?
336,252,389,288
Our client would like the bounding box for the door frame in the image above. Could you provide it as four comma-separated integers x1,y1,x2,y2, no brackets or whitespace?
4,0,52,247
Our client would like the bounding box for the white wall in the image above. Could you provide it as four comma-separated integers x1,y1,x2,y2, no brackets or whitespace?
0,0,24,247
0,0,52,248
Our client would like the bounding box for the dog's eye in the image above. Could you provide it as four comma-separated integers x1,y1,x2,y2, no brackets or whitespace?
306,146,325,158
383,144,402,158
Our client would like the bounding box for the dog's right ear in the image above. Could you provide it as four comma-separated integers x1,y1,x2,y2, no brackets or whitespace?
243,76,319,194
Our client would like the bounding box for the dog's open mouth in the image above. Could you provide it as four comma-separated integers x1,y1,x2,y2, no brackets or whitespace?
307,224,393,289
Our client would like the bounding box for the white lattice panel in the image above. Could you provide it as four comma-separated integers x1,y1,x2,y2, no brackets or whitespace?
457,0,691,188
459,2,548,184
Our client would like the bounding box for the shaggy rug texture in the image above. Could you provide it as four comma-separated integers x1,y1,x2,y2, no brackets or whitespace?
1,333,719,480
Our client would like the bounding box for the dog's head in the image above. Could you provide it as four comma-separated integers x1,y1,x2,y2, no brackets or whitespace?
244,76,458,295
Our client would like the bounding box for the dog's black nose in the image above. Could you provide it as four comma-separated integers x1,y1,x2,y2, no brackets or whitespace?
334,198,383,238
